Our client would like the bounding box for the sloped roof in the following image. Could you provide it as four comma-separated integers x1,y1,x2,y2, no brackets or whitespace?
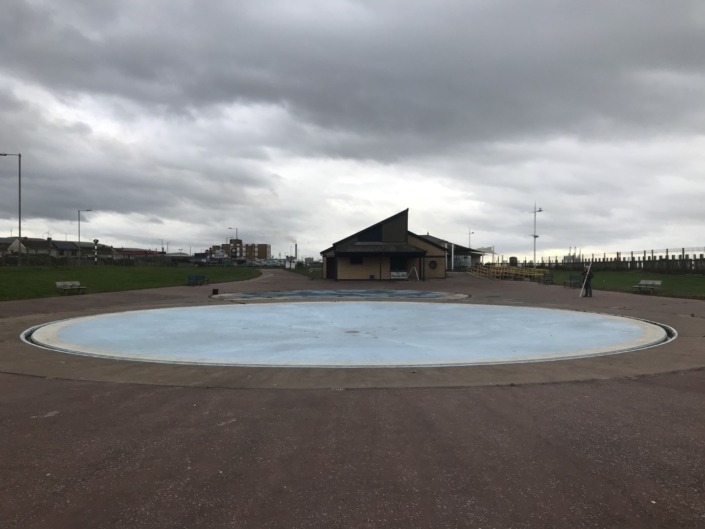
416,234,483,255
332,209,409,247
408,232,448,251
53,241,78,250
18,238,54,249
334,242,426,255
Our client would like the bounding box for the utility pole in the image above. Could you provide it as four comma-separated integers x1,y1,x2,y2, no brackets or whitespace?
531,202,543,267
77,209,92,266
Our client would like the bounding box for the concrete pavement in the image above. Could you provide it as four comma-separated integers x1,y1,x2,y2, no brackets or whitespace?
2,270,705,528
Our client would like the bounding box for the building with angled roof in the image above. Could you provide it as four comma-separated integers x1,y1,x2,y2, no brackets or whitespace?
417,234,486,269
320,209,447,281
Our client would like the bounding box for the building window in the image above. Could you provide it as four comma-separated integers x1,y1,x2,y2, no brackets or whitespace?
350,256,363,265
390,256,407,271
429,260,438,270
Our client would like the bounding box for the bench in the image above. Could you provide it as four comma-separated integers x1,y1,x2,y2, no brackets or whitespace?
56,281,87,295
187,274,209,286
563,275,582,288
633,279,662,294
538,273,554,285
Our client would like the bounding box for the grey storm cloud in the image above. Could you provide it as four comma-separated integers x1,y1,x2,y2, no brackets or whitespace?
0,0,704,255
3,1,705,147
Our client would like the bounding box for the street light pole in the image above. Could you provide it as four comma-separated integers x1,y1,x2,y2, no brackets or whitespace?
531,202,543,267
1,153,21,266
77,209,92,266
468,228,474,248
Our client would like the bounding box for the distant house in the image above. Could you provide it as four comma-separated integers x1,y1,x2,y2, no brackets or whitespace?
114,248,162,259
53,241,79,257
320,209,447,281
7,237,56,256
0,237,13,260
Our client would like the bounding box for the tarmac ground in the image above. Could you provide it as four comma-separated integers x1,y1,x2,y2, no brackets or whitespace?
2,270,705,528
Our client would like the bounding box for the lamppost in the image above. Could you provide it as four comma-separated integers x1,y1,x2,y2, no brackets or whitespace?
1,153,21,266
77,209,92,265
531,202,543,267
468,228,474,248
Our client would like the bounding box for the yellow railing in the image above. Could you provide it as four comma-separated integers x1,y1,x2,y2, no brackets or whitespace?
468,265,548,281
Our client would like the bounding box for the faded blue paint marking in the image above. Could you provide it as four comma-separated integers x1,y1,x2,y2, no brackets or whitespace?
221,290,448,299
36,302,662,367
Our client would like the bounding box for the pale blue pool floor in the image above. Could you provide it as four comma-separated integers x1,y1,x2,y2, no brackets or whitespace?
28,302,667,367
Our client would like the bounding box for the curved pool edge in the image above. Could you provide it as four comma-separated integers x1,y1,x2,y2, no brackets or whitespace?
20,304,677,369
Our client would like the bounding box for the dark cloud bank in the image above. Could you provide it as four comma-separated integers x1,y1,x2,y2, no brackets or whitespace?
1,0,703,256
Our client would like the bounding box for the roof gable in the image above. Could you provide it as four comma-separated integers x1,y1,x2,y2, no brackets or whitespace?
333,209,409,248
408,232,448,251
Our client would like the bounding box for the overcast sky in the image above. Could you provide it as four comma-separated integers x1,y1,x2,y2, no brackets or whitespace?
1,0,704,260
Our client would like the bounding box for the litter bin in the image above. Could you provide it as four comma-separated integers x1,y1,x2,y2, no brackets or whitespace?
212,288,219,295
369,275,375,280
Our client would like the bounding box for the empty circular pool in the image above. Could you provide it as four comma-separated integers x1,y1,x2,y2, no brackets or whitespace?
23,302,671,368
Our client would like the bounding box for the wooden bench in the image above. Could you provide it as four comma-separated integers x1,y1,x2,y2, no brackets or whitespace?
538,273,554,285
633,279,662,294
187,274,209,286
563,275,582,288
56,281,87,295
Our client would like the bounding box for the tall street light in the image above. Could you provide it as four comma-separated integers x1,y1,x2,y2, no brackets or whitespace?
468,228,474,248
531,202,543,267
1,153,21,266
78,209,92,265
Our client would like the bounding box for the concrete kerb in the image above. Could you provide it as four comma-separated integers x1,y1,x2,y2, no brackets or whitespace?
0,270,703,389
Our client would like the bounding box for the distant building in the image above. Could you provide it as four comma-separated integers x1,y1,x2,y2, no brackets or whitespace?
228,238,244,259
114,248,162,258
245,243,271,260
417,234,485,269
210,240,269,260
320,209,447,281
2,237,114,259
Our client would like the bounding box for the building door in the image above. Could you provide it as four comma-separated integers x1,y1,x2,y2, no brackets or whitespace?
390,256,407,279
390,256,407,271
326,257,337,279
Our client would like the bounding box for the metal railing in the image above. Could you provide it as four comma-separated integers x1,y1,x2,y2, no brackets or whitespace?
469,265,547,281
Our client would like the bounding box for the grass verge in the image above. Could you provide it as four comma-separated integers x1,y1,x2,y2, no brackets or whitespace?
548,270,705,299
287,267,323,279
0,266,261,302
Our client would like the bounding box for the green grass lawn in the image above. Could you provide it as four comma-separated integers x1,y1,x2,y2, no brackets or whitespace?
548,270,705,299
287,267,323,279
0,266,261,302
